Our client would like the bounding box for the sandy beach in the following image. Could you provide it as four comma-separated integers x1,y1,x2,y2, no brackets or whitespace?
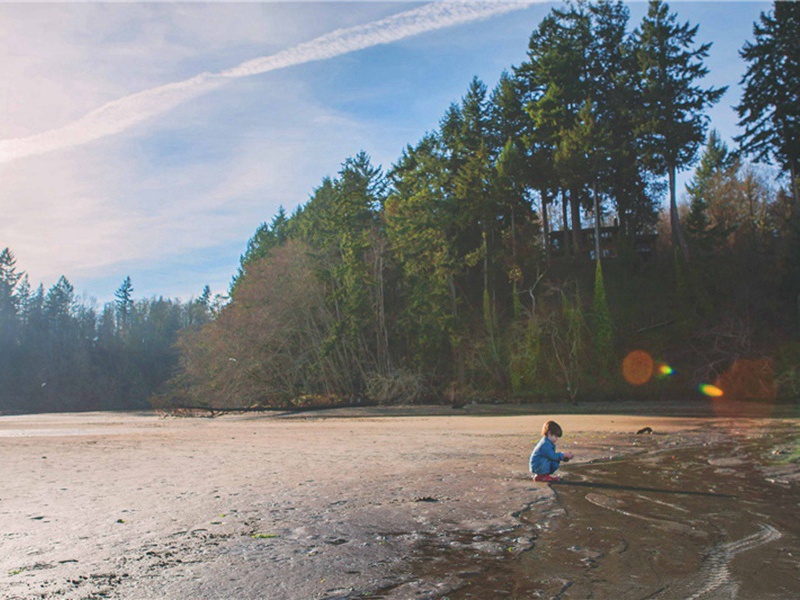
1,403,798,599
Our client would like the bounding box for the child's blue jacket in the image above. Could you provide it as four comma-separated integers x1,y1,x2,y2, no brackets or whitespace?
529,436,564,475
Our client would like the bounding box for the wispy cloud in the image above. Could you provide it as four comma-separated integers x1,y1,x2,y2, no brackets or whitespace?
0,1,533,165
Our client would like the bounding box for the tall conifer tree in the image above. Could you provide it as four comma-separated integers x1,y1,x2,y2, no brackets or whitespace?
634,0,726,260
736,0,800,208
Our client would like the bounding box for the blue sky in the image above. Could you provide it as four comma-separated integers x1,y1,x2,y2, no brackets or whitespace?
0,1,770,305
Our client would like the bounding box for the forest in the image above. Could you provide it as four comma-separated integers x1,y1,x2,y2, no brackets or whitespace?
0,260,215,413
1,0,798,414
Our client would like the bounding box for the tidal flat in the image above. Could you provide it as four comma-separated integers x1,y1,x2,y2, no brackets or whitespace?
0,403,797,599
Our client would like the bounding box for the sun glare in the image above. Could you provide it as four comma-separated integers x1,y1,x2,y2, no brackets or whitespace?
622,350,654,386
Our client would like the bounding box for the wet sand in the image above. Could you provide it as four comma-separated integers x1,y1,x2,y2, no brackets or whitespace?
443,421,800,599
0,404,797,599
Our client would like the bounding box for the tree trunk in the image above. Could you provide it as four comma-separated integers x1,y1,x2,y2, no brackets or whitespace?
669,165,690,261
482,228,489,315
570,187,582,256
374,243,390,373
448,274,465,388
541,189,551,262
561,190,571,257
593,181,601,263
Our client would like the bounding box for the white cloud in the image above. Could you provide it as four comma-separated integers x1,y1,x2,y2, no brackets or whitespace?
0,87,373,289
0,3,380,137
0,2,533,165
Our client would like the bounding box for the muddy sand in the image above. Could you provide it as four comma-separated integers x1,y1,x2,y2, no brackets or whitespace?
1,403,798,599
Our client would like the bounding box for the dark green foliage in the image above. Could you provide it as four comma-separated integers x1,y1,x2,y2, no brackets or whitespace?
634,0,726,259
736,0,800,207
517,0,662,255
591,260,613,375
685,130,734,257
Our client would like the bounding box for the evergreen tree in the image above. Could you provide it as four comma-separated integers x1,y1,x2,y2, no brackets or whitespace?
385,135,458,371
0,248,22,341
490,72,551,264
0,249,23,406
230,206,289,296
555,99,608,260
736,0,800,209
494,136,542,314
23,283,45,328
199,284,212,309
517,1,651,254
520,3,595,254
44,276,75,323
288,151,388,391
459,77,492,157
114,276,134,326
634,0,726,260
438,77,505,318
489,71,529,155
685,130,734,254
185,285,214,328
588,0,658,238
15,275,31,324
513,55,560,258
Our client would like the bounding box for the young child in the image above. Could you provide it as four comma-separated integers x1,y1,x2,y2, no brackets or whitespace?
529,420,573,482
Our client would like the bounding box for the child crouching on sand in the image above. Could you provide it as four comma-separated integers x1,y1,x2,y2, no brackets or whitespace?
529,420,573,482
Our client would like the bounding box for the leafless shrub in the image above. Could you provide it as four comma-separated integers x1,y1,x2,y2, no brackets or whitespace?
690,315,754,383
365,369,428,405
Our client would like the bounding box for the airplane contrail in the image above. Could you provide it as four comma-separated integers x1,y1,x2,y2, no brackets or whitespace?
0,2,535,165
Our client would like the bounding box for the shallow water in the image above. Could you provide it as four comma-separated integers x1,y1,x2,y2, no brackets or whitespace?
430,424,799,599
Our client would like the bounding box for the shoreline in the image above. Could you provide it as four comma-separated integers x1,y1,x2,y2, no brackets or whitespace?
2,395,798,422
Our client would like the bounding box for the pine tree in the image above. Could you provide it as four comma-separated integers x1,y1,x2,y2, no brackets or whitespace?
0,248,22,339
634,0,726,261
520,3,595,255
44,276,75,323
0,249,23,406
736,0,800,209
685,130,734,255
114,276,134,327
230,206,290,296
589,0,658,239
385,136,458,371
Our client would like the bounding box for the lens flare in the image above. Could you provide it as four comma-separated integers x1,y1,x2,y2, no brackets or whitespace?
622,350,654,386
699,384,724,397
656,362,674,377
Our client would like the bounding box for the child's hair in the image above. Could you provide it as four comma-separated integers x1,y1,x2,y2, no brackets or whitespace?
542,420,563,437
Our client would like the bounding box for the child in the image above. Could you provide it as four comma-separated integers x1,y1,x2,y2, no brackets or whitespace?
529,420,573,482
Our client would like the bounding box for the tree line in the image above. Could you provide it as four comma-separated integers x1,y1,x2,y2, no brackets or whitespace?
0,250,215,413
168,0,800,410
